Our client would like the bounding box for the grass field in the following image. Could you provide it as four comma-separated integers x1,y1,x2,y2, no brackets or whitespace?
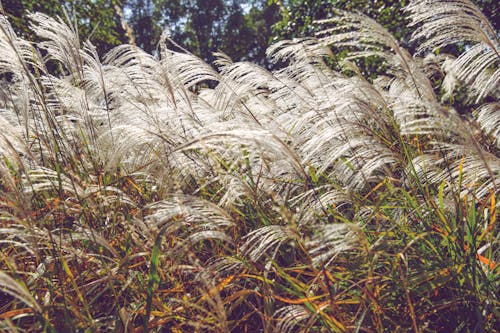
0,0,498,331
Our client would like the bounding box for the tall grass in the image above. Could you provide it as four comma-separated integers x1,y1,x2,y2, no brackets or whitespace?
0,0,498,331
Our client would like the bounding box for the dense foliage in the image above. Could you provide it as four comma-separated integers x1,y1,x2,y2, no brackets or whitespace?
3,0,497,63
272,0,499,41
0,0,131,53
1,0,281,63
0,0,499,332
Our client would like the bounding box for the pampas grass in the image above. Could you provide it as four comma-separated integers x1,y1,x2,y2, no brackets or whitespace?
0,0,498,331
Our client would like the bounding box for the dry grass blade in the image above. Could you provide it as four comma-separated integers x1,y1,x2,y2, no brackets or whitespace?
0,271,41,314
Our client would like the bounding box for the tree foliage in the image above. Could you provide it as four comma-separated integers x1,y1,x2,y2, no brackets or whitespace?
2,0,282,63
272,0,499,46
141,0,281,63
1,0,129,53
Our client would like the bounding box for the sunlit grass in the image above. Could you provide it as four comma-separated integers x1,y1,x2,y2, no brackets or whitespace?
0,0,498,332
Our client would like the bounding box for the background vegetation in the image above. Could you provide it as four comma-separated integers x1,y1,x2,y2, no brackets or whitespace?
0,0,499,332
2,0,498,61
